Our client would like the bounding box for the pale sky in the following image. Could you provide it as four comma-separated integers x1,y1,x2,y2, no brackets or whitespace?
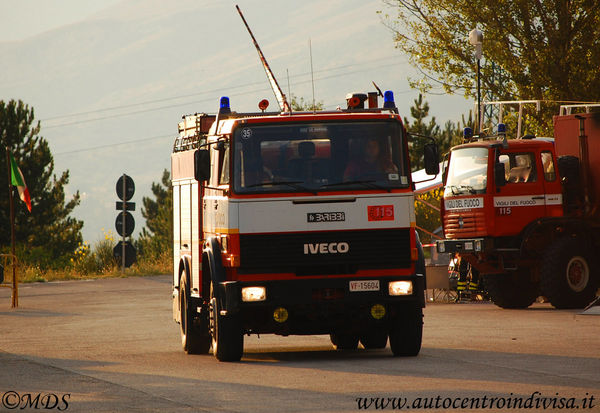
1,0,472,242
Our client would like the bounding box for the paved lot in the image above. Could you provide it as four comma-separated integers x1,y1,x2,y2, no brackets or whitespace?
0,276,598,412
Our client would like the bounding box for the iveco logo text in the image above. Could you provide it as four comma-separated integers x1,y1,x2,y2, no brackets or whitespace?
303,242,349,255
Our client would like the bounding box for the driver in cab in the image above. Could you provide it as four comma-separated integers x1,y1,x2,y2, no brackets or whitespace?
344,138,397,181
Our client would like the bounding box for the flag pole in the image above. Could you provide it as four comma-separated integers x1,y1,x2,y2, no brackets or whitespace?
6,147,17,307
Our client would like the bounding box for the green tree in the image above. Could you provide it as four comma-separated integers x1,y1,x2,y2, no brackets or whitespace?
381,0,600,134
0,100,83,267
138,169,173,259
404,94,441,171
290,94,324,111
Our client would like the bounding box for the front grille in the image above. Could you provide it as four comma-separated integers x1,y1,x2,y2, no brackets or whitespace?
444,211,487,238
239,228,411,275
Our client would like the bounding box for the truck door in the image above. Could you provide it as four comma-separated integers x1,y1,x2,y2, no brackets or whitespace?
493,151,547,236
539,150,563,217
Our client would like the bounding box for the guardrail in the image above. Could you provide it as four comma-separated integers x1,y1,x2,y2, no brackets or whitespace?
0,253,19,308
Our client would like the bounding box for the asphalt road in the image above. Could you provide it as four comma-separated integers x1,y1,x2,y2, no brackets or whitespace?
0,276,598,412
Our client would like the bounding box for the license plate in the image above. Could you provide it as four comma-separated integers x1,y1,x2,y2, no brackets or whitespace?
349,280,380,292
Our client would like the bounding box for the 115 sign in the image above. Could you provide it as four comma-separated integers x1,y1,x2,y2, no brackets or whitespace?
368,205,394,221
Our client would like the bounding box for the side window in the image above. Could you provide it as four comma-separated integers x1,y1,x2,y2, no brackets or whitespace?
541,151,556,182
219,144,230,185
499,152,537,184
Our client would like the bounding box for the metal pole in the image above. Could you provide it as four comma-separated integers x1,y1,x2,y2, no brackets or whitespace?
6,147,17,308
477,58,481,133
121,174,126,272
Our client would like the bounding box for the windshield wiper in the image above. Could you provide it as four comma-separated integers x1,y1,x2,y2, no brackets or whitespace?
245,180,317,194
446,185,476,195
459,185,476,194
320,180,389,192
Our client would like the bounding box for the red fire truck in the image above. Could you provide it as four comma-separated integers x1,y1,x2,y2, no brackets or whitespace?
170,6,439,361
437,107,600,309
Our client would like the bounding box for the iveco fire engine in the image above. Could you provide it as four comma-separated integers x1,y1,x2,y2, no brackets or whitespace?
170,6,439,361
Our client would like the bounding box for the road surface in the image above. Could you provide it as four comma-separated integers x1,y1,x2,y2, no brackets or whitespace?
0,276,598,412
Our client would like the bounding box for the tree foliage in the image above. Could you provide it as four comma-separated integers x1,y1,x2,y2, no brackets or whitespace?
382,0,600,134
138,169,172,259
404,94,467,171
290,94,325,111
0,100,83,267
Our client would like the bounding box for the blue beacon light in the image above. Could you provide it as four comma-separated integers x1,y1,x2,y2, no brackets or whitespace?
219,96,231,114
463,127,473,140
383,90,396,109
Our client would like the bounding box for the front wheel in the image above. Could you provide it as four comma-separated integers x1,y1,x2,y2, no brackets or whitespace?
540,237,599,309
389,304,422,357
179,275,211,354
485,271,539,309
209,284,243,362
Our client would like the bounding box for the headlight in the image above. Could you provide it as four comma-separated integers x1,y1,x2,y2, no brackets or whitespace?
438,241,445,253
464,241,474,251
241,286,266,302
388,281,413,296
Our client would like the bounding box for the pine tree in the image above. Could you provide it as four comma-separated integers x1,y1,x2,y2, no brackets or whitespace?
138,169,172,259
0,100,83,267
404,94,440,171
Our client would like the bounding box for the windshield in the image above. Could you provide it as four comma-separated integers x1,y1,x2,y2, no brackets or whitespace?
444,147,488,196
233,121,408,194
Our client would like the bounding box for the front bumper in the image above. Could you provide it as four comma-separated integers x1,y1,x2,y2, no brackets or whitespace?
216,275,424,335
436,238,486,254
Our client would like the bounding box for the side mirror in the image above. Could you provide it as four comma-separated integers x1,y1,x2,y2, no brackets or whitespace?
216,141,226,152
423,143,440,175
194,149,211,182
494,162,506,187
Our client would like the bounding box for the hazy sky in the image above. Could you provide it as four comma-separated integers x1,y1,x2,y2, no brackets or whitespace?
0,0,121,41
1,0,473,243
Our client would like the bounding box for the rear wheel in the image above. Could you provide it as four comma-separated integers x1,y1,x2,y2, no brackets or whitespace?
389,304,422,357
209,284,243,362
179,275,211,354
330,333,359,350
484,271,539,309
541,237,598,309
359,330,388,350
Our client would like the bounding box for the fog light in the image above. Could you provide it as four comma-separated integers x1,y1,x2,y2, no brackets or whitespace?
389,281,413,296
438,241,445,253
370,304,386,319
241,286,266,302
273,307,288,323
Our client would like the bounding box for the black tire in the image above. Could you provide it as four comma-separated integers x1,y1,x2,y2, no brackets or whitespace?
359,330,388,349
540,237,599,309
330,333,359,350
389,304,423,357
557,156,582,212
484,271,539,309
179,275,211,354
209,284,243,362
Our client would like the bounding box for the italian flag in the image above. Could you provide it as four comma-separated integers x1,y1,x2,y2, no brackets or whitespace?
9,153,32,212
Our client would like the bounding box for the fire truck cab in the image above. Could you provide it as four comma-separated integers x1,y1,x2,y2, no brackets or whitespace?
171,94,438,361
437,113,600,309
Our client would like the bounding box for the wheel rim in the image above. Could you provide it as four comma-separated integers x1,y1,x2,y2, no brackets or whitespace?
209,296,217,351
180,289,186,336
566,256,589,292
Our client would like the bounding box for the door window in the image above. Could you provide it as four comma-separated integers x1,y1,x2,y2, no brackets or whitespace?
540,151,556,182
498,153,537,184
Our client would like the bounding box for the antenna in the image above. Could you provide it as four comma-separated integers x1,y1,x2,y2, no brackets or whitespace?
286,69,293,114
236,5,290,112
309,38,316,113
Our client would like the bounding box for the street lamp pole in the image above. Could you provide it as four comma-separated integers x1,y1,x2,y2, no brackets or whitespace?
469,29,483,133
